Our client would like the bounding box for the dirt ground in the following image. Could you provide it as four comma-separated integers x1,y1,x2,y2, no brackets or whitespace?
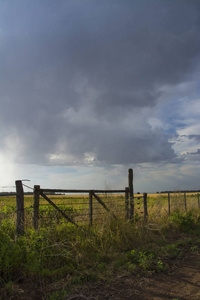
63,252,200,300
1,252,200,300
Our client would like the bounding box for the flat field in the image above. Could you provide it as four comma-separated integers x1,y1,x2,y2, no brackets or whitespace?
0,192,199,226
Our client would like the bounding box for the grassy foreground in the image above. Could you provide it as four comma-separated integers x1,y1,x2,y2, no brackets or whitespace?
0,195,200,299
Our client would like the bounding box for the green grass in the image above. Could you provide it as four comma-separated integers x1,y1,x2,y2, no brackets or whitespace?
0,194,128,227
0,193,200,299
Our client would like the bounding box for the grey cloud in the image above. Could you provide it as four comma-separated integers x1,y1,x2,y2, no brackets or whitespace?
187,149,200,162
191,149,200,155
188,135,200,142
0,0,200,166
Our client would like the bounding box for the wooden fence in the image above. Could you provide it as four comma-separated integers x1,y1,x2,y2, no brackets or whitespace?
13,169,148,233
0,168,199,234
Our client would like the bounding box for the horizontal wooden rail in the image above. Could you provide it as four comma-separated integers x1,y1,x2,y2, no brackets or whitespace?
40,189,126,193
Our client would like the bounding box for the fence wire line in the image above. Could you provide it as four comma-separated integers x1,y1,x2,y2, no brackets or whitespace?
22,183,34,190
0,186,15,188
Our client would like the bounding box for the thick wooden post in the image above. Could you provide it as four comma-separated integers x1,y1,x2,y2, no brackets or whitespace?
33,185,40,230
184,193,187,212
125,187,129,220
89,191,93,226
15,180,25,235
129,169,134,221
168,193,171,216
143,193,148,222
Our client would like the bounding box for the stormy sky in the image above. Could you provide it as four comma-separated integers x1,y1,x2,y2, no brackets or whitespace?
0,0,200,192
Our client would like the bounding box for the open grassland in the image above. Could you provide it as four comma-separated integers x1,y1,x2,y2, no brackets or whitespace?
0,192,200,299
0,192,198,210
0,193,126,227
0,192,199,228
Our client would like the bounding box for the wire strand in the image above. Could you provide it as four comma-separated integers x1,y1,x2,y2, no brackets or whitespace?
22,183,34,190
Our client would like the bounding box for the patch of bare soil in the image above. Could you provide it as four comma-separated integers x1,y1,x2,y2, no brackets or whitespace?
1,253,200,300
66,253,200,300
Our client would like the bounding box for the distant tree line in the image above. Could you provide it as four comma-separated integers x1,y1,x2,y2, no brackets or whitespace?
159,190,200,194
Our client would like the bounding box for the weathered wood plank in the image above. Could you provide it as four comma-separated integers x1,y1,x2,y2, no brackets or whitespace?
129,169,134,221
89,191,93,226
125,187,129,220
168,192,171,216
143,193,148,222
33,185,40,230
40,189,125,193
92,191,117,220
184,193,187,212
15,180,24,235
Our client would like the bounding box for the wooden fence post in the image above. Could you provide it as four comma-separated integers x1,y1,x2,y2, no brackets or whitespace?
125,187,129,220
128,169,134,221
15,180,25,235
184,193,187,212
89,191,93,226
33,185,40,230
168,193,171,216
143,193,148,222
198,193,200,209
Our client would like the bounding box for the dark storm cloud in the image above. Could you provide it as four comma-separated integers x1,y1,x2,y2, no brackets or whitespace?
0,0,200,165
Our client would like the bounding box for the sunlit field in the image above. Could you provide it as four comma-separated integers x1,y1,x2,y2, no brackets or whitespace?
0,192,199,227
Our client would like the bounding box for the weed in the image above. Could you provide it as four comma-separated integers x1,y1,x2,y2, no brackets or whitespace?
0,231,25,281
71,273,98,284
164,244,182,259
47,289,68,300
114,258,126,268
3,281,13,296
127,250,154,271
0,204,16,217
156,260,168,272
126,262,137,273
170,210,195,232
138,251,154,270
186,237,193,244
190,245,199,252
97,262,107,272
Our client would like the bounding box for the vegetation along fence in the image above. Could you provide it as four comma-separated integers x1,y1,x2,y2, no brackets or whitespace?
0,169,199,234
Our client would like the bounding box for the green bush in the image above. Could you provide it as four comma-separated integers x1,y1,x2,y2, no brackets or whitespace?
47,289,68,300
170,210,195,232
0,231,25,281
127,250,154,271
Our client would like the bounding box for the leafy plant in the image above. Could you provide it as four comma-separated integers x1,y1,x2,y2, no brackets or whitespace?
127,250,154,271
156,260,168,272
164,243,182,259
47,289,68,300
170,210,195,232
137,251,154,270
190,245,199,252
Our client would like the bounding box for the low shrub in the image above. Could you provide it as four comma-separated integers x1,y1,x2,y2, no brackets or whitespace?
170,210,195,232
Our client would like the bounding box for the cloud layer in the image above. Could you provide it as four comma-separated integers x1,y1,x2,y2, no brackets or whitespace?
1,0,200,171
